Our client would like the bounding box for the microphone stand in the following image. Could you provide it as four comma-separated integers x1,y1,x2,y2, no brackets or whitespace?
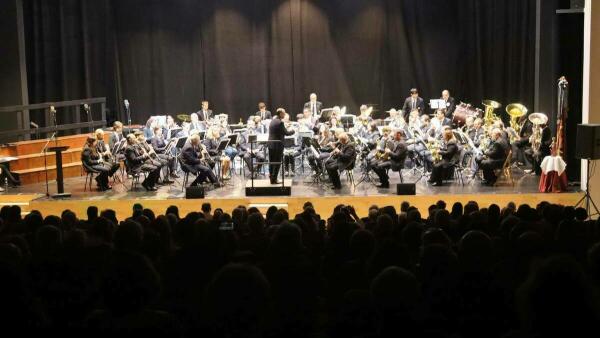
125,105,132,131
85,105,94,134
42,132,56,198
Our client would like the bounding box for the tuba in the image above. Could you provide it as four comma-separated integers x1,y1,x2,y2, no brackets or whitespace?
482,99,502,127
505,103,528,143
528,112,548,153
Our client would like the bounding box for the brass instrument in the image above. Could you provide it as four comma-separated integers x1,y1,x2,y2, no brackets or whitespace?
482,99,502,127
505,103,528,143
426,138,442,163
375,135,393,161
528,112,548,153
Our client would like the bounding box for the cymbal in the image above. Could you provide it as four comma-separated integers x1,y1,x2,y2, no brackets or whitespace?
177,114,190,122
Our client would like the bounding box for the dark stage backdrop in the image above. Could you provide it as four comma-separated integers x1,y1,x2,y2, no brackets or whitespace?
23,0,536,126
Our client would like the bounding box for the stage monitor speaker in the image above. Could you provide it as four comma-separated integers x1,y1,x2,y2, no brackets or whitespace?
396,183,416,195
185,186,205,199
575,124,600,160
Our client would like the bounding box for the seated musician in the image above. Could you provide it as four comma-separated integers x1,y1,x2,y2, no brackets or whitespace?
329,116,343,130
203,127,232,179
308,126,335,175
511,116,533,168
428,128,459,186
358,105,373,125
239,119,267,176
164,115,183,139
478,128,509,186
283,114,301,177
94,129,113,162
387,108,406,129
82,137,120,191
136,132,168,176
408,109,421,129
325,132,356,190
299,108,316,132
197,100,213,122
256,102,272,121
468,118,485,146
431,108,452,130
109,121,125,155
124,134,161,191
372,130,408,188
143,117,158,139
151,127,179,179
189,113,205,134
524,121,552,176
181,134,220,187
367,126,392,170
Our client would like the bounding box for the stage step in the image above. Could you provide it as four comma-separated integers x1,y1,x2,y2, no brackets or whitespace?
14,161,84,185
10,147,83,171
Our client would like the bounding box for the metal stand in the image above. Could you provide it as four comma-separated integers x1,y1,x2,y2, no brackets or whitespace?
575,159,600,218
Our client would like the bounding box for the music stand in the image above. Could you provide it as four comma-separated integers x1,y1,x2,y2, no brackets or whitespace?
319,109,333,123
227,133,238,146
341,115,355,130
430,99,445,109
248,134,257,144
175,136,188,149
284,136,296,148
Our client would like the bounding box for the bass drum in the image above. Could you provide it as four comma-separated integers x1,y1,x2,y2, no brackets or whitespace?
452,105,468,127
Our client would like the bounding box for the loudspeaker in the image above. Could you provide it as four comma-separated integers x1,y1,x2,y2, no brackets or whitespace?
185,186,205,199
575,124,600,160
396,183,416,195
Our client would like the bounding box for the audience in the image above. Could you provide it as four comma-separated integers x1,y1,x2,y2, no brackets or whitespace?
0,201,599,337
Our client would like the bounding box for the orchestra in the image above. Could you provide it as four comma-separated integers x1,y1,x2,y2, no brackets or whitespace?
84,89,553,193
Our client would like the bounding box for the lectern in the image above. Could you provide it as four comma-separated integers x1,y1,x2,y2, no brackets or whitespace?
48,146,71,198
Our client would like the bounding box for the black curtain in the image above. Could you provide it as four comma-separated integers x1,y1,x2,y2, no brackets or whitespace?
23,0,536,126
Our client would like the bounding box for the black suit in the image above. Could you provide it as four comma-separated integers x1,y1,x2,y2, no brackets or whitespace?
109,132,124,153
151,137,177,173
525,126,552,175
268,117,294,183
479,138,508,183
256,110,272,120
181,143,217,185
430,141,459,185
443,97,456,118
372,140,408,186
197,109,213,122
402,97,425,118
125,144,161,188
304,101,323,117
81,147,119,189
326,142,356,189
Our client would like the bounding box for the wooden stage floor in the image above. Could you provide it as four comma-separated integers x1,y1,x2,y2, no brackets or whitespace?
1,169,583,220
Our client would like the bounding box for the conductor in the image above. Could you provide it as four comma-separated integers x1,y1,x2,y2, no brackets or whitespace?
268,108,295,184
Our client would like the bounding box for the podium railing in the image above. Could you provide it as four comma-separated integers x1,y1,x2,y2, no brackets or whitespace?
249,139,285,189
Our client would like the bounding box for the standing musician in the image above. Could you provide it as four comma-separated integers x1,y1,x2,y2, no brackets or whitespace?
283,113,301,177
181,134,220,187
441,90,456,118
428,129,459,186
372,129,408,188
402,88,425,119
325,132,356,190
124,134,161,191
151,127,179,179
239,119,267,176
82,137,120,191
256,102,272,121
478,128,509,186
268,108,295,184
197,100,213,122
203,127,232,179
304,93,323,118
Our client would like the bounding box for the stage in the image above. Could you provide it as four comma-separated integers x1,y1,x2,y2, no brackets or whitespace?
2,169,583,220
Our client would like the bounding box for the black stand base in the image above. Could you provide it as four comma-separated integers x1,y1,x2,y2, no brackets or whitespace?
51,192,72,199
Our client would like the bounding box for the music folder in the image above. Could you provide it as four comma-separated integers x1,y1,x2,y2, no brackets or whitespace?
217,139,230,152
430,99,446,109
227,133,238,145
175,136,189,148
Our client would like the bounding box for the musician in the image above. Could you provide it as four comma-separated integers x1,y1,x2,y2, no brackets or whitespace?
357,105,373,125
386,108,406,129
431,108,452,130
299,108,317,132
492,120,510,142
256,102,272,121
525,122,552,175
181,134,220,187
478,128,509,186
329,116,343,130
82,137,119,191
308,126,335,175
252,116,268,134
511,116,533,167
197,100,213,121
189,113,205,134
239,119,267,176
441,90,456,118
124,134,161,191
468,118,485,147
143,117,158,139
325,132,356,190
203,127,232,179
367,126,392,170
402,88,425,118
283,113,301,177
94,129,112,161
164,115,182,139
372,130,408,188
304,93,323,117
109,121,125,151
268,108,295,184
428,129,459,186
136,132,171,184
151,127,179,179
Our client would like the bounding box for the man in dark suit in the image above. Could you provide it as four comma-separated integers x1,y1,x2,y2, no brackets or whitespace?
181,134,219,187
429,129,460,186
303,93,323,118
432,109,452,130
109,121,124,152
268,108,295,183
442,90,456,118
525,123,552,175
124,134,161,191
479,128,509,185
372,130,408,188
197,100,213,121
255,102,272,121
325,132,356,190
402,88,425,118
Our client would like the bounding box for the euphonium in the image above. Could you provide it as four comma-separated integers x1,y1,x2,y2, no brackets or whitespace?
528,112,548,153
482,99,502,127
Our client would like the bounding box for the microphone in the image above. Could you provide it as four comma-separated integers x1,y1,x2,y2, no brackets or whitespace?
124,99,130,109
30,121,39,128
83,103,90,112
50,106,56,114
